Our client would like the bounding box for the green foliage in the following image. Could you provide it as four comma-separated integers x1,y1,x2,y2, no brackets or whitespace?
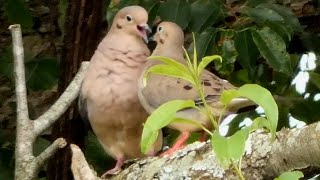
0,46,59,91
2,0,33,28
158,0,191,29
274,171,304,180
141,36,278,180
211,128,249,167
252,27,292,75
221,84,278,138
141,100,195,154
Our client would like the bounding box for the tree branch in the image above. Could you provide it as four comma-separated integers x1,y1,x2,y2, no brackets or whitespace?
70,122,320,180
33,61,89,136
10,24,89,180
33,138,67,170
71,144,99,180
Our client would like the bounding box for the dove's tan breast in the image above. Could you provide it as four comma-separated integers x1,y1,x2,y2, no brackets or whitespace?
81,47,150,159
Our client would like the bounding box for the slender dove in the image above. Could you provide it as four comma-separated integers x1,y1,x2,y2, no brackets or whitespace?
79,6,163,176
138,22,253,156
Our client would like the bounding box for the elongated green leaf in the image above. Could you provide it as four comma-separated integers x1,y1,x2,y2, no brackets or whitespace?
211,128,249,167
235,30,259,78
244,6,283,24
221,84,278,139
309,72,320,89
141,100,195,153
189,0,225,32
144,64,194,85
158,0,191,29
197,55,222,76
275,171,304,180
189,27,217,61
262,3,302,32
172,118,209,133
148,55,189,72
266,21,292,43
252,27,292,75
193,33,198,72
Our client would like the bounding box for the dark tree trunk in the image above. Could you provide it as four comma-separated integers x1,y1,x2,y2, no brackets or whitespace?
47,0,109,179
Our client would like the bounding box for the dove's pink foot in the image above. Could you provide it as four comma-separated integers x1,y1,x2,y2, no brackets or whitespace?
101,157,124,178
160,132,189,157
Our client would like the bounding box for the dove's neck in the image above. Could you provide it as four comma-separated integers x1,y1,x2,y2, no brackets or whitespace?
101,29,149,53
152,44,185,63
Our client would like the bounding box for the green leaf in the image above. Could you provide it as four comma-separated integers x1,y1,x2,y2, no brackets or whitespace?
262,3,302,32
25,57,59,91
198,55,222,76
148,55,189,71
158,0,191,29
265,21,292,43
189,27,217,60
215,38,238,75
3,0,33,28
309,72,320,89
250,117,271,132
145,64,194,85
274,171,304,180
211,128,249,167
189,0,225,32
252,27,292,75
141,100,195,153
221,84,278,139
234,30,259,78
244,5,284,24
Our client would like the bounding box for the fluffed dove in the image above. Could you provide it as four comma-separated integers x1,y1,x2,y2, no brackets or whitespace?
138,22,253,156
79,6,163,176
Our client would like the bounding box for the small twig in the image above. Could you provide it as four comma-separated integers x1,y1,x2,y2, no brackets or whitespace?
9,24,29,122
33,61,89,136
71,144,99,180
33,138,67,169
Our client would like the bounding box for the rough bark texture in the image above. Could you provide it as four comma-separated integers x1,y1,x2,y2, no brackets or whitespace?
70,122,320,180
47,0,107,180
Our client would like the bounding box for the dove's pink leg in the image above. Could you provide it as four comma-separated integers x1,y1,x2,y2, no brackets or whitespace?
101,157,124,178
160,132,189,157
199,131,209,142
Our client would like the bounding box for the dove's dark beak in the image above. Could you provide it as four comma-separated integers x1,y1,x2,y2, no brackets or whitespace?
137,24,152,44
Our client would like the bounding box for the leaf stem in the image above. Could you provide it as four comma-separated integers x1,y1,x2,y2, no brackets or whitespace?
231,160,245,180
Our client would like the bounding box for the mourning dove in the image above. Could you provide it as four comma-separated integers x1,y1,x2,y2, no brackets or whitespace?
138,22,253,156
79,6,163,176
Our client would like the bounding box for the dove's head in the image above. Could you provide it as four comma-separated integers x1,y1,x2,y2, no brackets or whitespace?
152,22,184,48
112,6,151,44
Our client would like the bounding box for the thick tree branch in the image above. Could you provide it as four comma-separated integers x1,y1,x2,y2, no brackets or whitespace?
33,62,89,136
10,24,89,180
70,122,320,180
71,144,99,180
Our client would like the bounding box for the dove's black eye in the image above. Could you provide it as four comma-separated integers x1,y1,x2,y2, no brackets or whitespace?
157,26,163,32
126,15,132,22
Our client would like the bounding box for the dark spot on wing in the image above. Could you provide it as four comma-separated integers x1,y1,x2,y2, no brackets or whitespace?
183,85,192,90
116,24,122,29
203,81,212,86
160,39,164,44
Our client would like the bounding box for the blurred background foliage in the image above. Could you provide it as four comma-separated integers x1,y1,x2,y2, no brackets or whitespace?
0,0,319,179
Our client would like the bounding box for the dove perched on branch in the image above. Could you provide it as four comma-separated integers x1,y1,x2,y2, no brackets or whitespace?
138,22,253,156
79,6,163,176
